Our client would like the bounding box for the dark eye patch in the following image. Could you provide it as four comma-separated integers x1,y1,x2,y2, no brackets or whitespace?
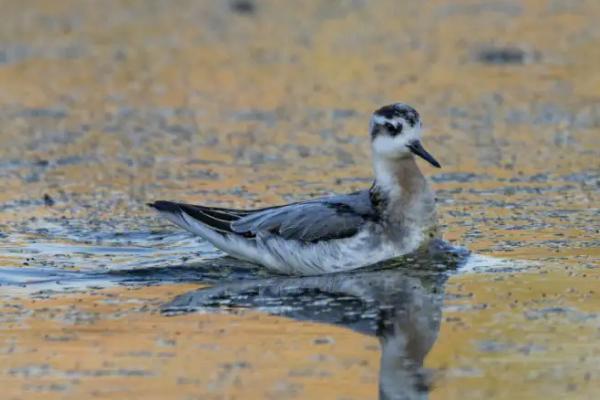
384,122,403,136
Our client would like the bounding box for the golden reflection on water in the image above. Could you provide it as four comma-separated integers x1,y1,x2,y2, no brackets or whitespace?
1,284,380,400
0,0,599,399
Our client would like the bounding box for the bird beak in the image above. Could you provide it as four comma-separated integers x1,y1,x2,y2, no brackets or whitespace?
407,141,441,168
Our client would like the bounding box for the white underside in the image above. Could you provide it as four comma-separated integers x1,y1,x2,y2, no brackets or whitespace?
158,210,426,275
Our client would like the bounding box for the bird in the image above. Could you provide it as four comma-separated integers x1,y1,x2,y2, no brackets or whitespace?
148,103,442,275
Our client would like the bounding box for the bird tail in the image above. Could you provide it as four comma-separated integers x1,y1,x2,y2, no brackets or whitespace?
148,200,262,265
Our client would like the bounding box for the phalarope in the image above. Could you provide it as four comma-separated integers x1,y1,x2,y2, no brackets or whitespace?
149,103,441,275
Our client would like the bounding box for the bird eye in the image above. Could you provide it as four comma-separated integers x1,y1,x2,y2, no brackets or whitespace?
384,122,403,136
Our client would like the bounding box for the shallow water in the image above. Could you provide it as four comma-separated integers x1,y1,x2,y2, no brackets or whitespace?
1,0,599,399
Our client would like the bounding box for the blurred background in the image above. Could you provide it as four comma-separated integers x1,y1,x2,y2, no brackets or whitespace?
0,1,599,399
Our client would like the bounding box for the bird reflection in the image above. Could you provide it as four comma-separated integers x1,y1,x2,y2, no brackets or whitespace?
163,243,467,399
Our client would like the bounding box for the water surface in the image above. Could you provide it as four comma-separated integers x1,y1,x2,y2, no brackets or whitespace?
0,1,599,399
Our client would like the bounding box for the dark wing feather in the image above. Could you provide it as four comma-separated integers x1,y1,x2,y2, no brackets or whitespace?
148,201,288,235
149,201,237,234
149,190,376,242
231,191,376,242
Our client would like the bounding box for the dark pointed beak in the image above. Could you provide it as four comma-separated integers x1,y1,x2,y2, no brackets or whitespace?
407,140,441,168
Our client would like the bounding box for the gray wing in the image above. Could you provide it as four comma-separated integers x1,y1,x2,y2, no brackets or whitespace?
231,190,377,242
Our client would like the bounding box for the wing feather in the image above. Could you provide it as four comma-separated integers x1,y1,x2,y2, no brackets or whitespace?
150,190,376,243
231,191,375,242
